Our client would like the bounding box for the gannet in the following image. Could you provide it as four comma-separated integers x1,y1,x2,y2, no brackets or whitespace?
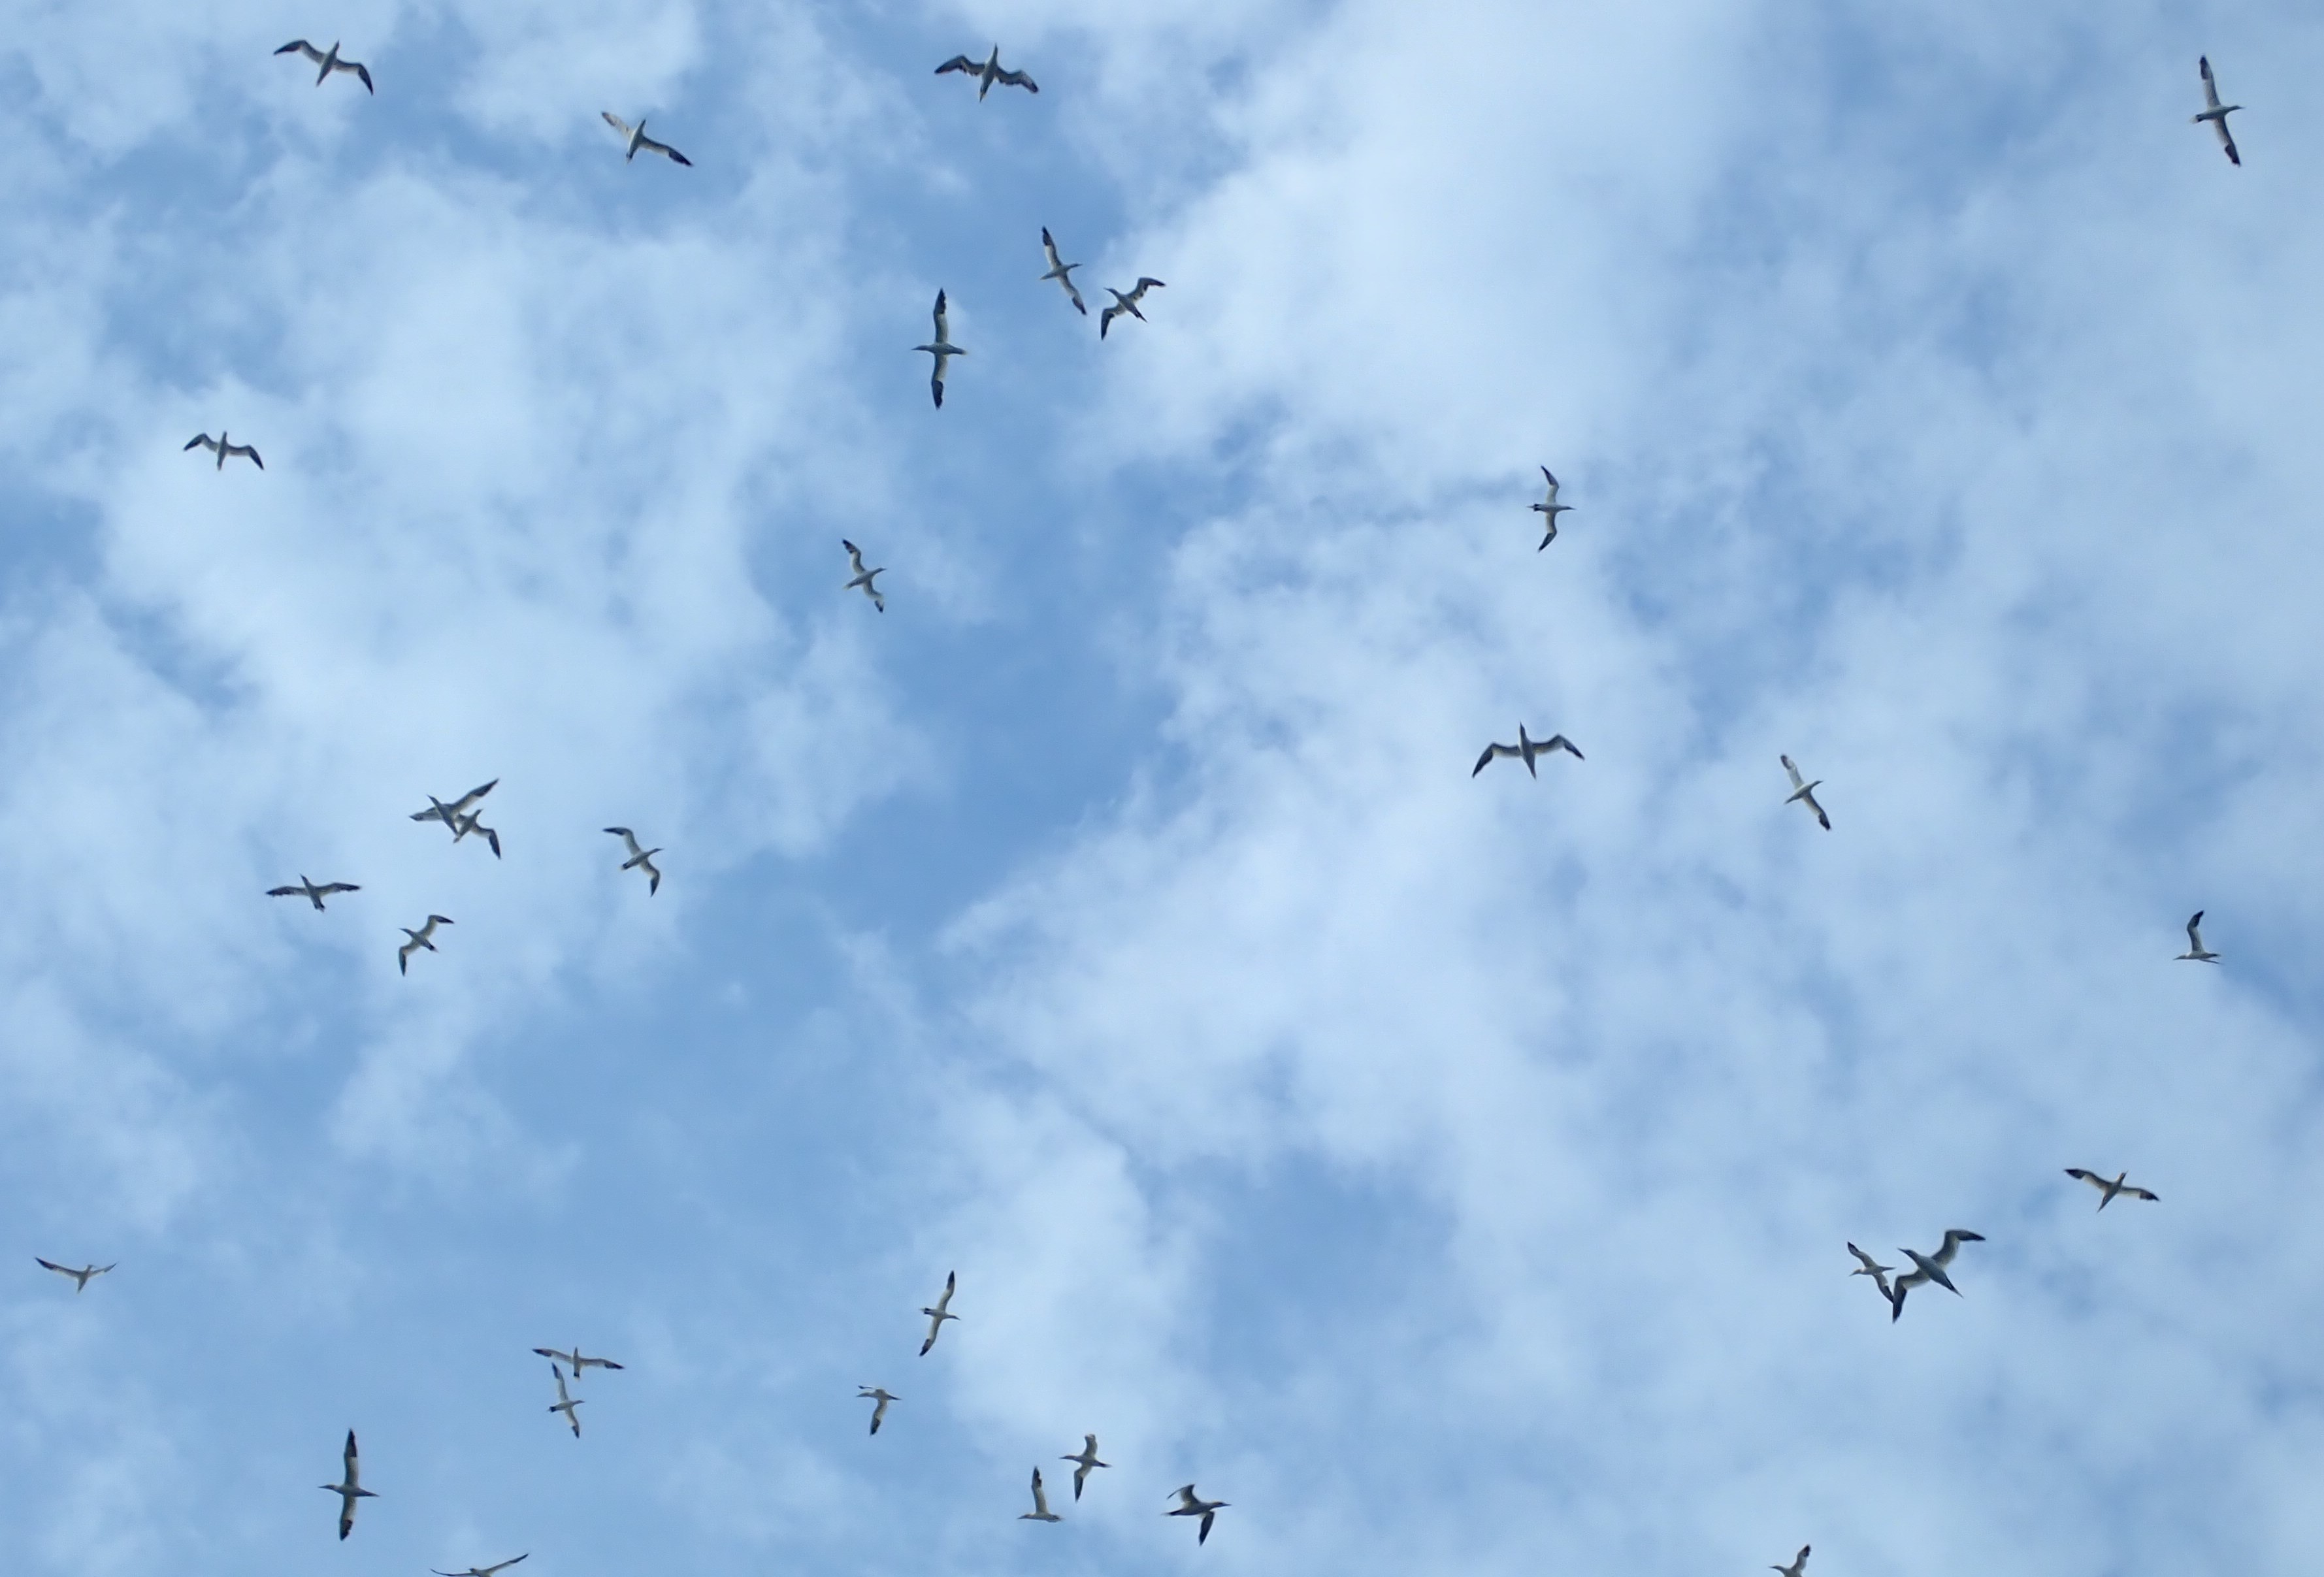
275,40,373,94
919,1270,958,1356
268,876,361,911
859,1386,898,1435
1472,724,1583,777
1531,467,1572,549
397,914,453,975
601,112,692,166
936,46,1038,99
1021,1466,1063,1522
1099,278,1165,340
184,432,262,469
2195,57,2242,165
915,291,964,408
843,540,887,611
35,1258,116,1293
1168,1484,1227,1544
319,1430,376,1540
532,1346,624,1374
1844,1243,1894,1305
1780,755,1831,830
604,827,662,895
2177,911,2220,963
1773,1546,1810,1577
1062,1434,1108,1499
433,1557,529,1577
2065,1169,2159,1210
409,780,498,832
1039,229,1087,314
450,809,500,859
1890,1229,1984,1322
548,1363,583,1438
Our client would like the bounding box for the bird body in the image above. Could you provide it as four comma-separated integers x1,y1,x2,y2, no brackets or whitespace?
1168,1484,1228,1544
2177,911,2219,963
433,1558,529,1577
398,914,453,975
1891,1229,1984,1321
915,291,964,407
451,809,501,859
602,112,692,165
548,1363,584,1437
919,1270,958,1355
843,540,887,611
604,827,663,894
1040,229,1087,314
185,432,262,469
1531,466,1572,549
936,46,1037,99
1099,278,1165,339
1473,724,1582,778
859,1386,898,1435
2065,1169,2159,1211
269,875,360,911
275,40,373,93
1063,1434,1109,1499
1021,1466,1062,1522
2195,56,2242,165
319,1430,376,1540
36,1258,116,1292
1780,755,1831,830
1773,1546,1811,1577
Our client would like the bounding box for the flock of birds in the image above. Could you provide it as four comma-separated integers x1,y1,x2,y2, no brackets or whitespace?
33,31,2263,1575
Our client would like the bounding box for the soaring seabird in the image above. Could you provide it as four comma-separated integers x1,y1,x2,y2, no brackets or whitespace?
397,914,453,975
319,1430,376,1540
919,1270,958,1356
1168,1484,1228,1545
2195,57,2242,165
1531,467,1572,549
1473,724,1582,778
35,1258,116,1293
604,827,662,895
548,1363,584,1438
268,875,360,911
532,1346,624,1374
1780,755,1831,830
1890,1229,1984,1322
433,1557,529,1577
843,540,887,611
451,809,501,860
2176,911,2220,963
1021,1466,1063,1522
936,46,1038,99
601,112,692,165
184,432,262,469
410,780,498,833
1773,1546,1811,1577
1062,1434,1108,1499
915,291,965,408
1099,278,1165,340
1039,229,1087,314
275,40,373,93
1844,1242,1895,1305
859,1386,898,1435
2065,1169,2159,1210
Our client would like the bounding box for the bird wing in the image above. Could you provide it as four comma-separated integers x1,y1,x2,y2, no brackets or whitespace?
1041,228,1064,270
1781,755,1806,792
320,883,359,895
277,40,326,62
485,1559,530,1576
551,1364,572,1403
1545,734,1582,758
185,433,214,451
344,1431,361,1485
2125,1186,2160,1201
1473,742,1509,776
1933,1229,1983,1263
932,290,949,340
2065,1168,2104,1189
267,886,302,897
2217,122,2240,165
1030,1469,1051,1516
2186,912,2206,949
1099,302,1121,338
350,61,374,93
1062,276,1085,313
606,827,644,860
996,69,1038,91
602,111,635,138
844,540,868,575
2199,56,2222,112
936,56,979,74
640,133,691,165
1131,277,1166,299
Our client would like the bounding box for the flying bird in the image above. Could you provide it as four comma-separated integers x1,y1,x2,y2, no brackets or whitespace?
35,1258,116,1293
936,46,1038,98
1021,1466,1063,1522
184,432,262,469
919,1270,958,1356
1773,1546,1810,1577
1062,1434,1109,1499
532,1346,623,1374
2065,1169,2159,1211
1039,229,1086,314
915,291,965,408
268,875,360,911
451,810,501,860
548,1363,583,1438
1890,1229,1984,1322
859,1386,898,1435
319,1430,376,1540
397,914,453,975
409,780,498,832
433,1557,529,1577
2195,56,2242,165
1531,467,1572,549
1473,724,1583,778
604,827,662,895
1780,755,1831,830
1844,1242,1895,1305
1168,1484,1228,1545
275,39,372,93
843,540,887,611
601,112,692,165
1099,278,1165,339
2177,911,2220,963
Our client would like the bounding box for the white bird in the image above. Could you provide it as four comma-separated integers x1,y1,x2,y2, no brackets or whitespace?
1773,1546,1810,1577
532,1346,624,1374
1168,1484,1227,1544
1062,1434,1109,1499
184,431,262,469
1844,1242,1894,1303
1473,724,1583,778
1890,1229,1984,1322
915,291,965,408
843,540,887,611
1021,1466,1063,1522
1039,229,1087,314
410,779,499,832
35,1258,116,1293
601,112,692,165
433,1557,529,1577
398,914,453,975
451,809,501,860
2195,56,2242,166
1780,755,1831,830
275,39,372,93
859,1386,898,1435
919,1270,958,1356
604,827,662,895
548,1363,583,1437
1531,466,1572,549
2177,911,2220,963
268,875,360,911
1099,278,1165,340
2065,1169,2159,1211
936,46,1038,99
319,1430,376,1540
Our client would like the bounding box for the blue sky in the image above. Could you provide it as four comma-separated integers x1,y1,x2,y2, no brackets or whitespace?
7,0,2324,1574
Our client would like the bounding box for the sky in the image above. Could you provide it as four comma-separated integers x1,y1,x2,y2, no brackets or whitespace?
4,0,2324,1573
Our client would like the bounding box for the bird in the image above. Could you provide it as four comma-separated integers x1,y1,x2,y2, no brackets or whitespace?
319,1430,376,1540
432,1558,528,1577
35,1258,116,1292
274,40,372,93
1780,755,1831,830
1039,229,1087,314
548,1363,583,1438
1021,1467,1063,1522
2195,56,2242,166
1773,1546,1810,1577
1531,467,1573,549
409,780,498,832
1100,278,1166,339
843,540,887,611
1062,1434,1109,1499
397,915,453,975
2177,911,2220,963
184,432,262,469
601,112,692,165
1890,1229,1985,1322
532,1346,624,1374
935,46,1037,99
2065,1169,2159,1211
451,810,501,860
1844,1243,1895,1305
1473,724,1583,778
915,291,965,408
267,876,360,911
859,1386,898,1435
919,1270,958,1356
1168,1484,1227,1544
604,828,662,895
